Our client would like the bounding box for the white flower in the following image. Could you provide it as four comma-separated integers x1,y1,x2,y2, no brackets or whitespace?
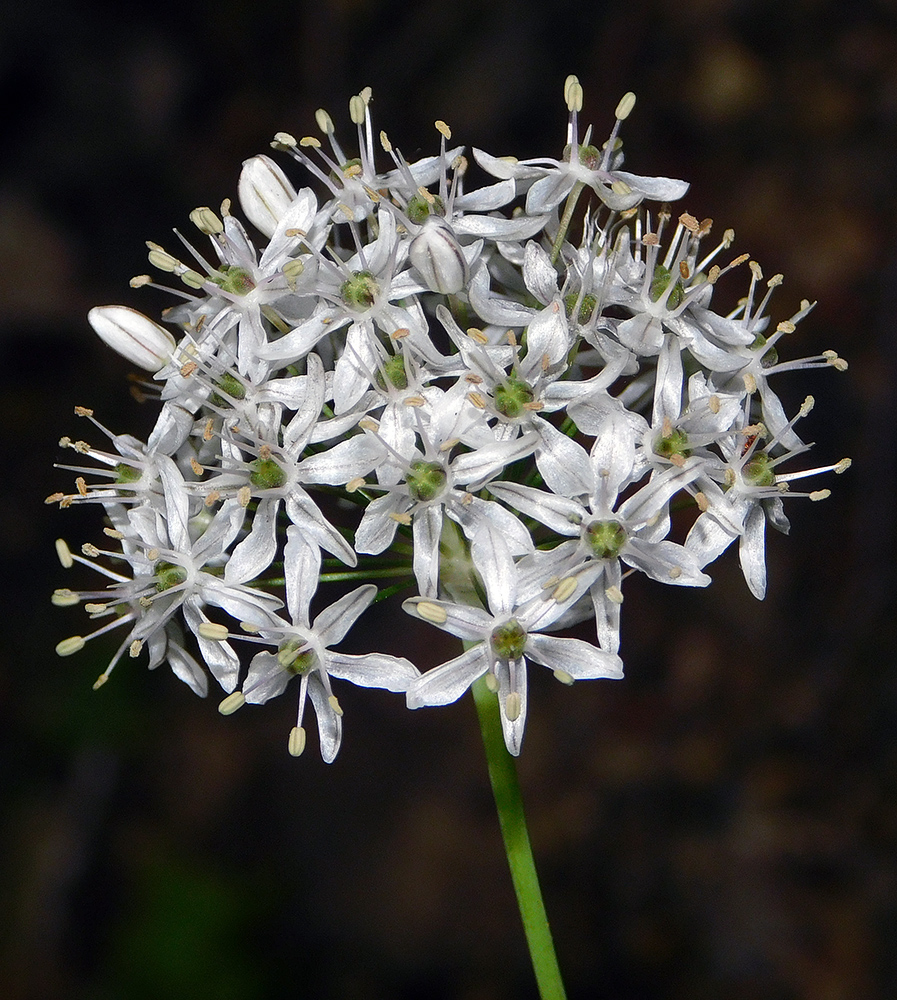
404,529,623,755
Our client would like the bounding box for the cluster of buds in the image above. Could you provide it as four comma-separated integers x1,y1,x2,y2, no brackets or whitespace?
49,78,849,760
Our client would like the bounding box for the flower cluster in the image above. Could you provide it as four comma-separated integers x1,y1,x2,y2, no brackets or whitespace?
49,78,849,759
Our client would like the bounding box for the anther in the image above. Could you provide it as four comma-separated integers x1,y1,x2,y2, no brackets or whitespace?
288,726,306,757
615,91,636,120
605,585,624,605
553,668,575,686
552,578,578,603
129,639,143,657
505,692,522,722
416,601,448,625
810,489,831,501
56,636,85,656
218,692,246,715
52,589,79,607
198,622,229,641
835,458,851,474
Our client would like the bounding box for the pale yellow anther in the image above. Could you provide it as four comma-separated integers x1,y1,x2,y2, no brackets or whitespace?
679,213,699,233
203,418,215,441
199,622,229,641
810,489,831,501
75,477,88,497
828,354,849,371
56,636,85,656
104,527,124,540
380,130,392,153
391,327,410,340
273,131,297,148
282,259,305,292
835,458,852,474
435,120,451,140
416,600,448,625
615,91,636,120
288,726,307,757
467,327,488,344
74,405,94,417
799,395,815,417
670,454,686,468
465,373,483,384
205,491,221,507
611,180,632,196
505,692,522,722
605,585,624,605
723,228,735,247
74,440,91,454
129,639,143,658
553,668,575,686
552,577,578,604
349,95,366,125
218,692,246,716
182,270,206,290
240,622,261,633
708,395,721,414
743,373,758,394
81,543,99,558
642,233,660,246
346,477,366,493
189,458,203,477
237,486,252,508
328,695,344,717
299,136,321,149
147,248,180,273
52,589,79,608
358,417,379,433
695,491,709,512
768,273,784,288
389,511,412,526
180,361,198,377
729,253,750,268
45,492,64,505
565,77,583,113
139,596,153,609
749,260,763,281
92,674,109,691
315,108,335,134
403,396,426,407
485,673,499,693
189,206,223,235
130,274,152,288
468,392,486,409
777,320,796,334
668,566,682,580
439,437,459,452
84,603,107,614
417,185,436,205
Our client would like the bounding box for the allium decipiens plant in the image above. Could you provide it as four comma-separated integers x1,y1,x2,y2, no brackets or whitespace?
49,77,849,998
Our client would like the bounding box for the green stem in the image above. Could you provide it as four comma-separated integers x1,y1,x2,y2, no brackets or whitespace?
550,181,584,265
472,677,568,1000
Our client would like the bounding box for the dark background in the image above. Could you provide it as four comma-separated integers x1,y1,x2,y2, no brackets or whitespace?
2,1,894,997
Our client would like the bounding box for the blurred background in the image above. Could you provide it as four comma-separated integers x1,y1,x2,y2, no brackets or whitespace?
2,0,894,997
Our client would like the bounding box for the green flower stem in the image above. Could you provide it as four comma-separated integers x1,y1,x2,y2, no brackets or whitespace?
550,181,584,265
471,676,567,1000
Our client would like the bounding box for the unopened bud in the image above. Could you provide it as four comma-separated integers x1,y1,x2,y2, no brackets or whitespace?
88,305,175,372
409,217,468,294
238,154,299,238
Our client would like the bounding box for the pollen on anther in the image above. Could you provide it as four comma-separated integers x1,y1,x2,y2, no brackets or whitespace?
695,491,709,512
416,601,447,625
288,726,306,757
56,636,85,656
605,585,624,605
810,489,831,501
835,458,852,474
219,692,246,715
237,486,251,508
74,405,94,417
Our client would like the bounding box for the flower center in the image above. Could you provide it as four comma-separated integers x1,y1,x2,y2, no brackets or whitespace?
407,460,447,503
586,519,628,559
249,457,287,490
213,265,256,296
649,264,683,309
494,376,534,420
490,619,527,661
340,269,380,311
277,638,318,675
376,355,409,391
155,561,187,592
743,453,776,487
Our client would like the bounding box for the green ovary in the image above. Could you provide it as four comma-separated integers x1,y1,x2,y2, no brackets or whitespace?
376,355,409,391
277,639,318,675
586,519,628,559
214,265,256,296
654,428,691,459
249,458,286,490
650,265,683,309
491,619,527,661
743,453,776,487
494,376,534,419
155,562,187,592
340,270,380,310
407,461,447,502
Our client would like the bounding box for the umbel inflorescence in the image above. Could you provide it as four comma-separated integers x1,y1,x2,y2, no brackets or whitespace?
49,77,849,761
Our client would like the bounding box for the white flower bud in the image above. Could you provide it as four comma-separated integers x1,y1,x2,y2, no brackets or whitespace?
87,305,175,372
238,154,298,238
408,217,468,294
